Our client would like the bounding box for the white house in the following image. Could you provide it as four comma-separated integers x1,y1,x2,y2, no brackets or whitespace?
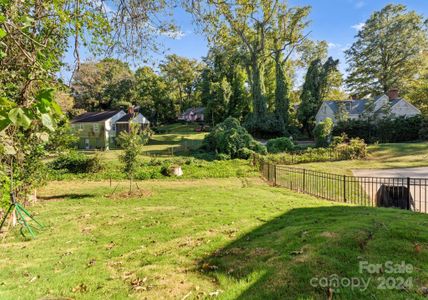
315,89,421,124
71,107,150,150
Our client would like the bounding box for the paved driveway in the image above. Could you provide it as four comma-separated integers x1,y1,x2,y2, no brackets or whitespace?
352,167,428,178
352,167,428,213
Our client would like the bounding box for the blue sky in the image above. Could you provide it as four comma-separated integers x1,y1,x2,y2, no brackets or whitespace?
60,0,428,85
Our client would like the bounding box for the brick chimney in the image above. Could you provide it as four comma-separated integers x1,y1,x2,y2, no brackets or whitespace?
387,88,399,100
127,106,135,115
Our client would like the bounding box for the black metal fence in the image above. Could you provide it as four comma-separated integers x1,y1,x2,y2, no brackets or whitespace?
261,163,428,213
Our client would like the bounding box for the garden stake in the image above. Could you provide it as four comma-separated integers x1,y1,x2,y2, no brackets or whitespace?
0,191,44,238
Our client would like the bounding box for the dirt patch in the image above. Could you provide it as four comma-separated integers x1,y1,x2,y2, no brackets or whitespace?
106,189,152,200
320,231,338,238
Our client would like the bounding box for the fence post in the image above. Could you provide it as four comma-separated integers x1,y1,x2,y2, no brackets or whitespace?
303,168,306,191
407,177,411,209
274,164,277,186
343,175,347,203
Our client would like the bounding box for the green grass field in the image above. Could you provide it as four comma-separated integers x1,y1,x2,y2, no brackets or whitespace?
1,178,428,299
296,142,428,175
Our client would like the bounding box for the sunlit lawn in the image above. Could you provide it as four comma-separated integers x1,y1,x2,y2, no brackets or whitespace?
1,178,428,299
296,142,428,175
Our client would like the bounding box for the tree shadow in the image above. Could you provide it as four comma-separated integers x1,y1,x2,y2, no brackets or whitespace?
198,206,428,299
39,193,94,201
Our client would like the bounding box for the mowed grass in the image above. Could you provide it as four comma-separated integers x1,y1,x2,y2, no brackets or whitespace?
296,142,428,175
1,178,428,299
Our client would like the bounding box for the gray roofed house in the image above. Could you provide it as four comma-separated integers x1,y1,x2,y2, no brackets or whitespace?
315,90,421,124
71,107,150,150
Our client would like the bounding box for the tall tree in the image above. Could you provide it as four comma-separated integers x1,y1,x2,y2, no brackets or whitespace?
188,0,277,134
345,4,428,97
269,4,310,134
405,50,428,114
132,66,176,124
297,57,340,133
72,58,134,111
160,54,203,113
200,46,250,125
189,0,311,136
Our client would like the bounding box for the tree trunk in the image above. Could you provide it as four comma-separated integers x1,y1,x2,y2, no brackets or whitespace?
274,54,289,134
251,56,267,123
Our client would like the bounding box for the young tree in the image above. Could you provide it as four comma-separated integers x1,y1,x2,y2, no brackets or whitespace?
345,4,428,97
117,123,151,193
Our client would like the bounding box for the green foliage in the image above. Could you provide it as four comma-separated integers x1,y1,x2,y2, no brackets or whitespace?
334,138,367,160
257,137,367,166
333,116,422,143
419,116,428,140
117,123,151,180
50,151,102,174
203,117,267,158
132,66,176,124
189,1,311,134
72,59,134,111
266,137,295,154
298,57,340,133
345,4,428,96
313,118,333,147
160,54,203,113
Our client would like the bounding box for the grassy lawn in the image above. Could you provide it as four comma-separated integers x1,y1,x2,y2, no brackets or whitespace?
1,178,428,299
296,142,428,175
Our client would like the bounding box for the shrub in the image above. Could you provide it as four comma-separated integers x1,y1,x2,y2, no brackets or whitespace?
419,116,428,140
334,138,367,160
49,151,102,173
203,117,267,158
236,147,255,159
334,116,422,143
313,118,333,147
266,137,295,153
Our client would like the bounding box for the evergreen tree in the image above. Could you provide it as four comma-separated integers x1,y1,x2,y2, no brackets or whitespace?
345,4,428,97
297,57,340,134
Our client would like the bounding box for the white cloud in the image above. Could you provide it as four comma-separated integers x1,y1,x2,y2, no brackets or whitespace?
355,1,365,8
351,22,365,31
328,42,341,49
160,29,186,40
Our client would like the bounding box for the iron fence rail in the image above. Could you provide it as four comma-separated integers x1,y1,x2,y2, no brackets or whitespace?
261,163,428,213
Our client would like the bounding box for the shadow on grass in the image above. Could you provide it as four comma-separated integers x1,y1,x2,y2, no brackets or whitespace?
199,205,428,299
39,193,94,201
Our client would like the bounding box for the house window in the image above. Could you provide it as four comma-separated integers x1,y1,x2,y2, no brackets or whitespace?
78,123,83,130
93,123,99,132
112,123,116,131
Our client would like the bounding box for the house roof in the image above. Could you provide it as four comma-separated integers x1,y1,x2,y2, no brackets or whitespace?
116,112,150,123
116,113,134,122
71,110,122,123
323,98,402,115
181,107,205,116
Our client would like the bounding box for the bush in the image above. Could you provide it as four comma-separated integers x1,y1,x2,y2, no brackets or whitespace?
266,137,295,153
313,118,333,147
49,151,102,173
334,116,422,143
334,138,367,160
419,116,428,140
203,117,267,159
236,147,255,159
